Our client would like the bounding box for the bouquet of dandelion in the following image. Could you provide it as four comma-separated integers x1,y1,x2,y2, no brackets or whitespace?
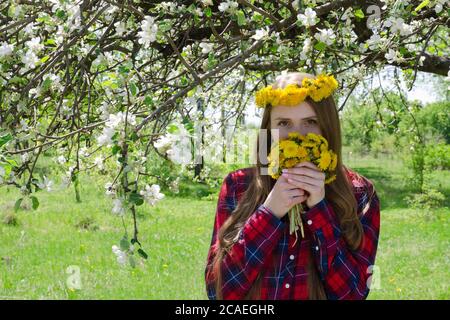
267,132,338,242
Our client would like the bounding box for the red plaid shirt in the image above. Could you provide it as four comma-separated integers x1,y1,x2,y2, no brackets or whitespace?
205,166,380,300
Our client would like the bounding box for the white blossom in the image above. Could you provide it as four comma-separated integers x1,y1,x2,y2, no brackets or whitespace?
57,155,66,164
106,112,136,129
114,21,126,36
97,126,115,146
386,17,413,36
218,1,238,13
385,49,402,64
169,177,180,194
112,245,128,265
0,42,14,58
42,73,62,91
314,28,335,45
199,41,214,54
418,55,426,66
434,0,448,13
24,22,36,35
201,0,213,6
297,8,318,27
37,176,54,192
21,51,40,70
21,153,29,163
300,38,312,60
105,182,116,197
137,16,158,47
112,199,125,216
94,156,104,170
20,119,29,131
251,27,270,41
26,37,44,53
140,184,165,206
154,135,173,154
366,33,383,50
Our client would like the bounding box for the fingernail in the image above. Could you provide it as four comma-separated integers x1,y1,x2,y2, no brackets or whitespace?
282,169,288,172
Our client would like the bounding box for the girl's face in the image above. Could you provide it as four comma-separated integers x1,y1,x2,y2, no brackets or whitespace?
270,101,322,140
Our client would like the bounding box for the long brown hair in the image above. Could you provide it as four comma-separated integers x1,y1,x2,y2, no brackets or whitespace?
209,72,363,300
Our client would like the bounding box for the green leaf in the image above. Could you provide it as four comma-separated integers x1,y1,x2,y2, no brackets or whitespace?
129,192,144,206
314,42,326,51
144,95,154,107
205,7,212,18
236,10,246,26
137,248,148,259
252,12,263,22
0,133,12,148
120,237,130,251
9,76,27,85
30,196,39,210
44,39,56,45
6,159,18,167
40,55,50,63
354,9,365,19
167,123,179,134
129,82,137,96
118,66,130,75
14,198,23,212
129,255,136,268
55,9,67,20
414,0,430,12
130,132,139,142
112,145,121,155
159,21,172,32
42,78,52,91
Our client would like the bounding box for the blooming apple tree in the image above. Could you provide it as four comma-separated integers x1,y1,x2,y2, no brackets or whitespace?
0,0,448,266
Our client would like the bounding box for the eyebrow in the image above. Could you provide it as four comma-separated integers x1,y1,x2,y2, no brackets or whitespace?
274,116,318,120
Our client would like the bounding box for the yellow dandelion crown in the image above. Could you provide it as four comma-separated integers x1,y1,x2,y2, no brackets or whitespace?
255,74,338,108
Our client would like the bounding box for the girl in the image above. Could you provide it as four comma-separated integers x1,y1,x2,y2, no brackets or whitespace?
204,72,380,300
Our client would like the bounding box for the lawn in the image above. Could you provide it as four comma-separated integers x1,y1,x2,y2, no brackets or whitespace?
0,154,449,299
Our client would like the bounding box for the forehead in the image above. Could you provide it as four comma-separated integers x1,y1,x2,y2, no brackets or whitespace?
270,102,317,120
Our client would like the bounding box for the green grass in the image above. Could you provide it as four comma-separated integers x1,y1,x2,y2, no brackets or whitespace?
0,155,449,299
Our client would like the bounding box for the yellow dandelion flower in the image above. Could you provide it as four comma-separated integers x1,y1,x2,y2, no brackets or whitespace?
301,141,317,148
297,146,308,158
288,132,302,139
312,146,320,158
284,158,298,168
325,174,336,184
268,163,279,179
318,150,331,170
329,152,337,171
282,140,299,158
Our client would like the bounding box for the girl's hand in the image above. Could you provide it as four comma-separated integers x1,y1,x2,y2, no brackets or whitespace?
263,173,308,219
282,161,326,209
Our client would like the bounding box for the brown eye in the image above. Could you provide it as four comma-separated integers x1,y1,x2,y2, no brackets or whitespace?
278,120,289,127
307,119,317,125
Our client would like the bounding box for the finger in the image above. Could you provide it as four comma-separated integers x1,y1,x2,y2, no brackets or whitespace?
287,174,323,187
289,195,307,206
286,189,305,197
283,168,325,181
294,161,321,172
286,178,320,194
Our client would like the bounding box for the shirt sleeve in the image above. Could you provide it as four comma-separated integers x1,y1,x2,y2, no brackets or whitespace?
204,172,286,300
302,183,381,300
